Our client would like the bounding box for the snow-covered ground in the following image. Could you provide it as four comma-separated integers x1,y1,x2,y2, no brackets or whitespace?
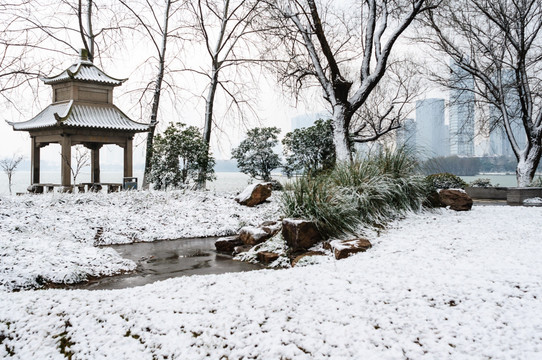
0,191,280,290
1,204,541,359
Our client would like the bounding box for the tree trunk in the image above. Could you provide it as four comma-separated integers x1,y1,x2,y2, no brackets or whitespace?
197,66,219,189
142,0,171,190
87,0,94,62
332,104,353,162
203,67,219,145
516,144,542,187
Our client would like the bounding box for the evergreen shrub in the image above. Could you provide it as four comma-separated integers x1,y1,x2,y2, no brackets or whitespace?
425,172,467,192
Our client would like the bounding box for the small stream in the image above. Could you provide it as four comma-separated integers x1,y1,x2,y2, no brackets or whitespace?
68,237,263,290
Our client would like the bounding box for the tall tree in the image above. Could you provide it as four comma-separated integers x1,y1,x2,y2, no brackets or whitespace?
423,0,542,186
268,0,436,162
188,0,265,187
119,0,183,189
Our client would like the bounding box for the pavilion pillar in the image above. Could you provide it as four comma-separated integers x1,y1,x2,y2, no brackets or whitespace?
61,135,72,189
90,144,102,183
30,137,40,184
123,138,133,178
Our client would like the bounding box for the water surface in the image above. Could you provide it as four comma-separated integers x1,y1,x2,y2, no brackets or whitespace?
68,237,262,290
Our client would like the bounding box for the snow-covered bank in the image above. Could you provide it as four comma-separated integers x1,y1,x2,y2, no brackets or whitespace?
1,206,541,358
0,191,280,290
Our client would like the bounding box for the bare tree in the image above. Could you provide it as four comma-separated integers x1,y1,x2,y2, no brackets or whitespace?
187,0,267,187
267,0,436,162
0,1,128,116
77,0,95,62
422,0,542,186
0,154,23,195
119,0,184,189
64,0,129,64
350,58,423,143
72,146,90,184
60,146,90,185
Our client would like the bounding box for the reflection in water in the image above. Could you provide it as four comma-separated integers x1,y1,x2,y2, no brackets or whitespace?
68,237,262,291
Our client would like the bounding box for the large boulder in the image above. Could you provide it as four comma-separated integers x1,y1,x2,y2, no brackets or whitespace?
329,239,372,260
235,183,272,207
282,218,323,252
239,226,273,245
438,189,473,211
215,235,243,254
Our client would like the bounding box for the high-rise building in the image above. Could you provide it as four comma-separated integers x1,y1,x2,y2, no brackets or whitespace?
449,61,475,156
396,118,416,149
415,98,447,159
488,70,526,157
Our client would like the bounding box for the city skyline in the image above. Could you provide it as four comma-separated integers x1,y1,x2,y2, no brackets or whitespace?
449,61,475,157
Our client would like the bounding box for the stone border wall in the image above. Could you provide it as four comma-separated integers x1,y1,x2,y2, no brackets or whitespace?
507,187,542,205
465,187,508,200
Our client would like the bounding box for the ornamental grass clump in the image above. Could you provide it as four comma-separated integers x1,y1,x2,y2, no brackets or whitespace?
281,147,427,239
280,175,359,238
331,148,427,227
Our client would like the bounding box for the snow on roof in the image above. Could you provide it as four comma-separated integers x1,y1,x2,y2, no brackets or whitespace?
8,100,149,132
41,60,126,86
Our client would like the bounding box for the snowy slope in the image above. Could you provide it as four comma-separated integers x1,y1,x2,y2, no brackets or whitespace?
1,206,541,359
0,191,280,290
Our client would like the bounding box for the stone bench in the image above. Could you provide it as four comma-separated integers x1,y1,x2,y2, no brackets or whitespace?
27,184,60,193
81,183,121,193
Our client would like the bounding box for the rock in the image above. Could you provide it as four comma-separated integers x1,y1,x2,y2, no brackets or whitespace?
257,251,280,265
235,183,272,207
239,226,273,245
330,239,372,260
282,218,323,251
261,221,282,237
233,245,253,255
438,189,473,211
291,251,326,267
426,191,443,208
215,235,243,254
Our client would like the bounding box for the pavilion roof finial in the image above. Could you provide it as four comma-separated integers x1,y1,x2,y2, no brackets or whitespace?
79,48,89,62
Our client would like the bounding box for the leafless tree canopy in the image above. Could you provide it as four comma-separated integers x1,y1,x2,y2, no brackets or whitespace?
265,0,436,161
421,0,542,186
0,154,23,195
0,0,129,117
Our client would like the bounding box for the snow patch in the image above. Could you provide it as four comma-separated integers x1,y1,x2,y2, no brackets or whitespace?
0,190,279,290
1,206,541,358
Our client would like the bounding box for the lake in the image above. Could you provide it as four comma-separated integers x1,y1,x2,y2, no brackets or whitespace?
0,171,258,195
0,170,526,195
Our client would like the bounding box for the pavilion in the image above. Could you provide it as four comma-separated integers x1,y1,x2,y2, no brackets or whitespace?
7,50,149,192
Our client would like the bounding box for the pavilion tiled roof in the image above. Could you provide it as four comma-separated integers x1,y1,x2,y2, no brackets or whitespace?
41,60,126,86
8,100,149,132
